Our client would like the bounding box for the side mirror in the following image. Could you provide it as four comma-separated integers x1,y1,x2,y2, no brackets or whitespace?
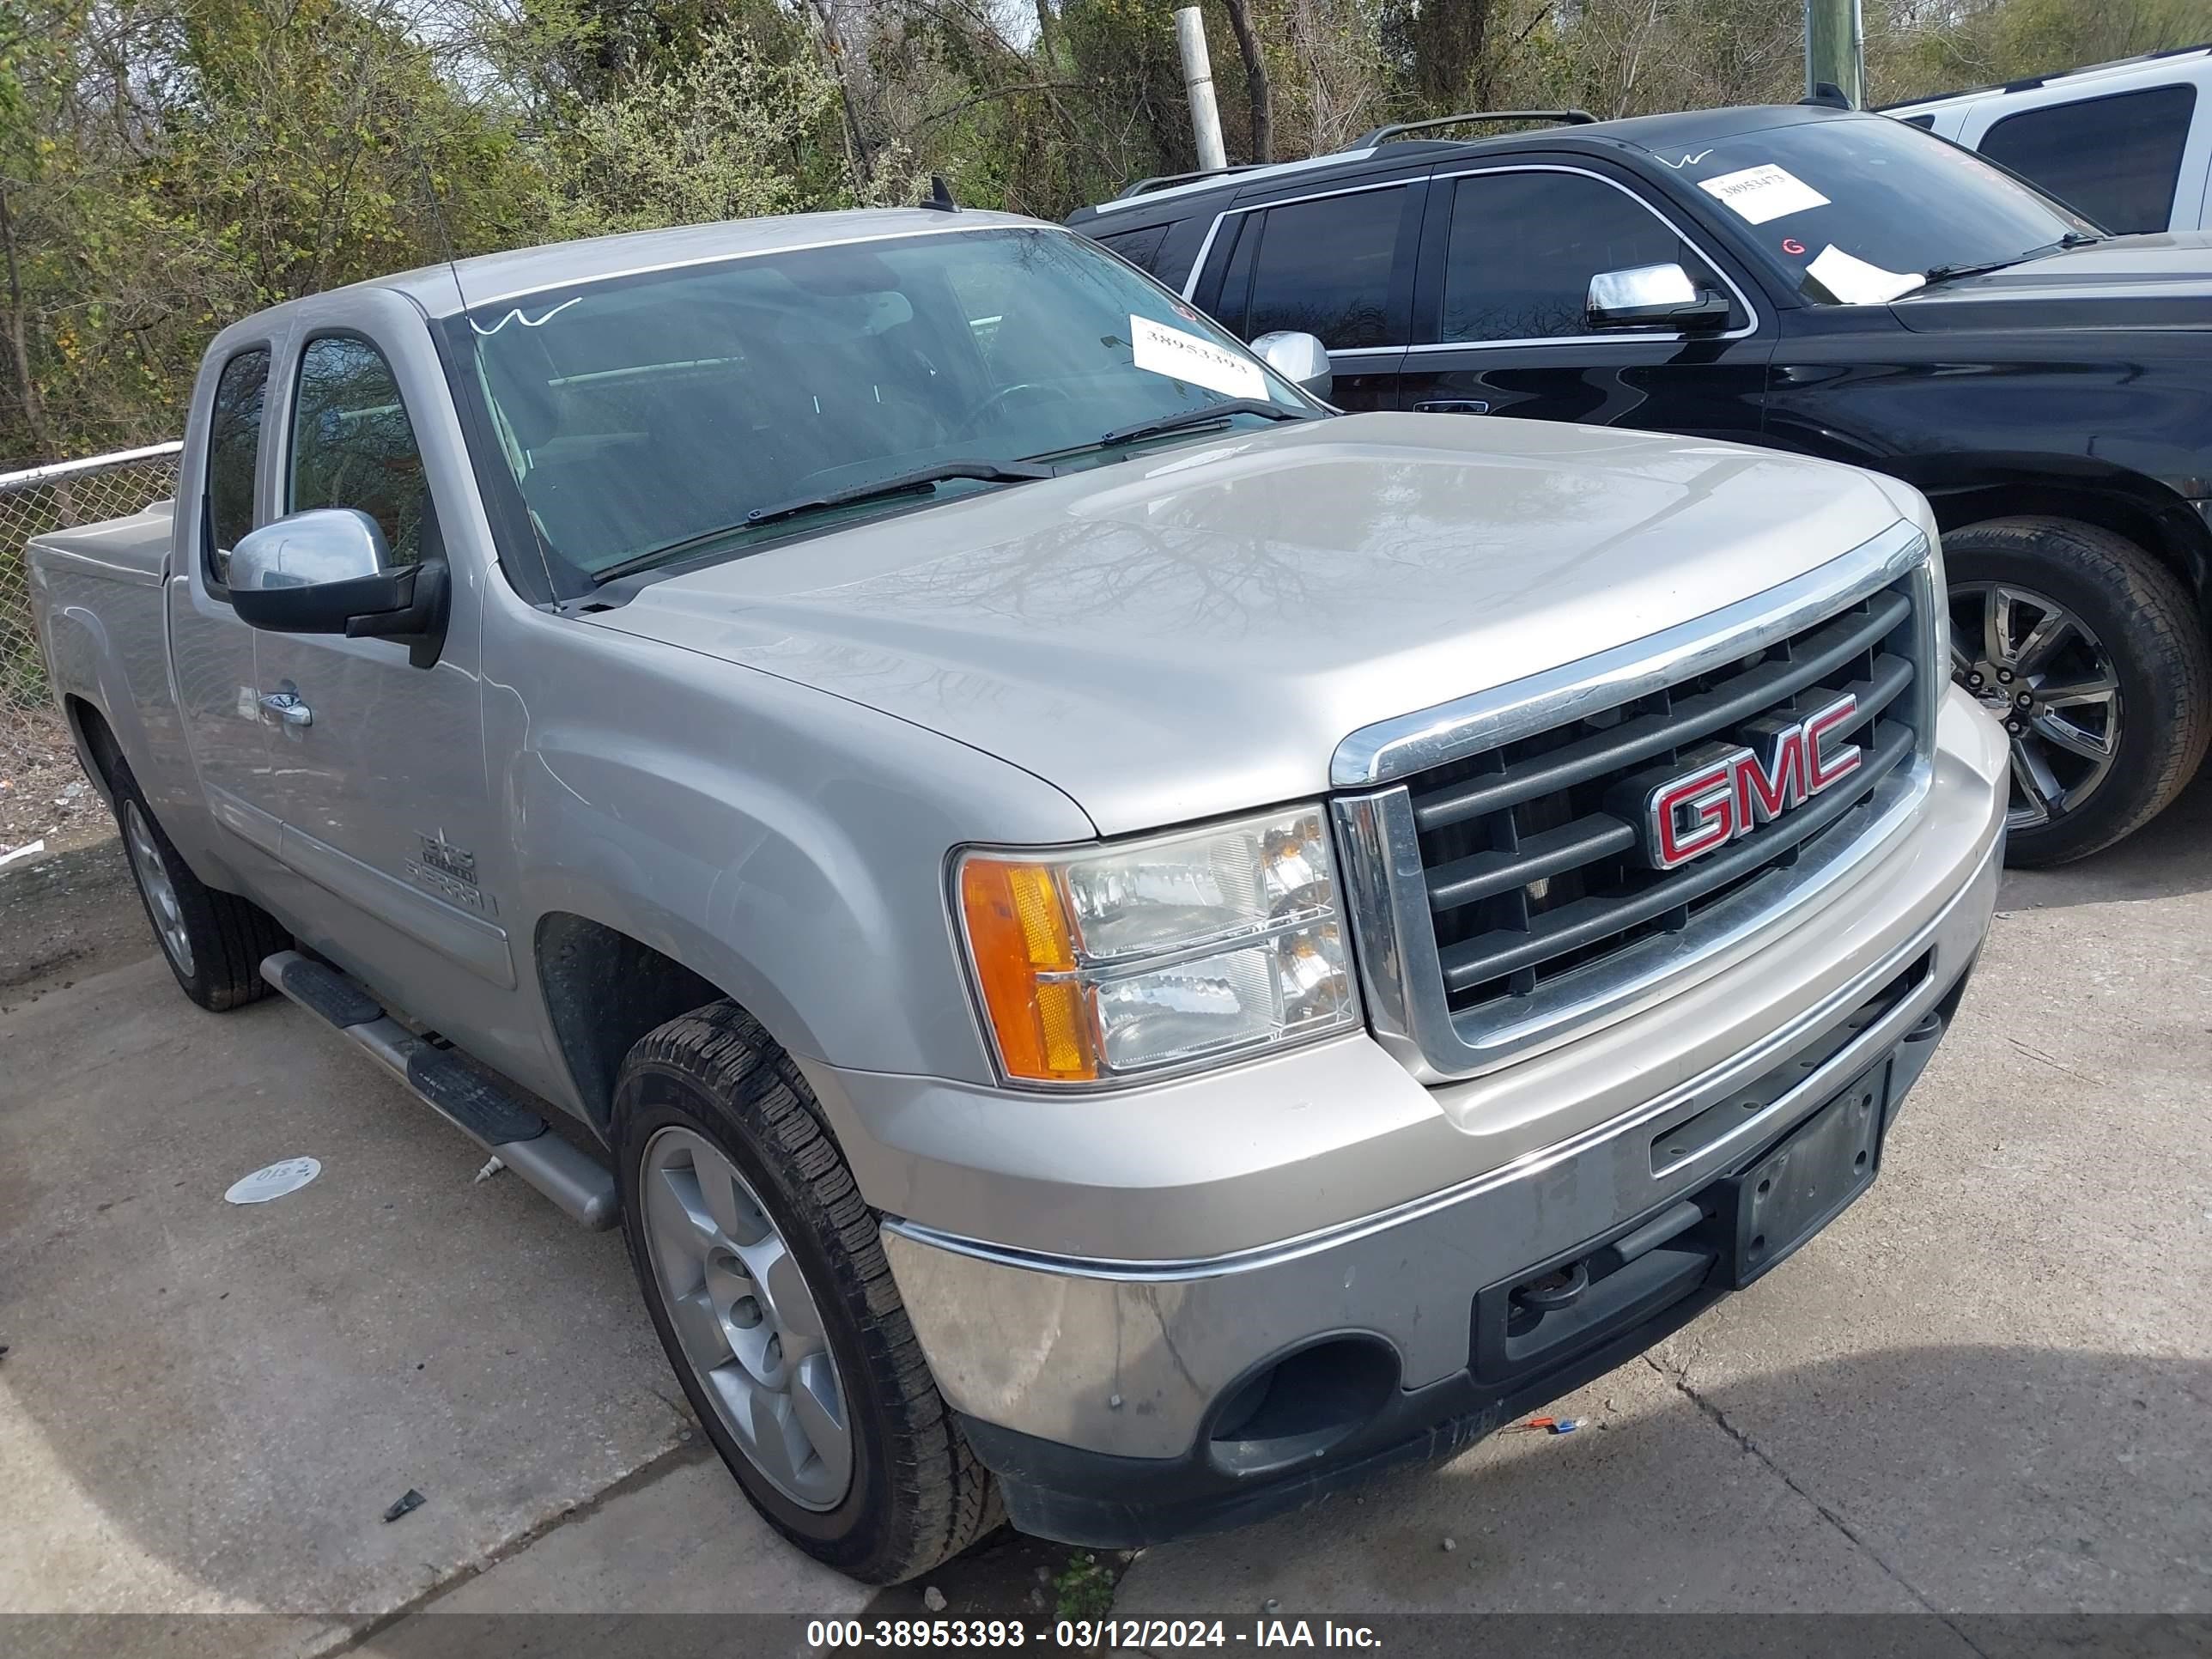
1251,330,1334,402
1585,263,1733,331
230,507,448,668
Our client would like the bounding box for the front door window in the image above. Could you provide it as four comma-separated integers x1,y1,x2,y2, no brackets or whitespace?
1440,172,1725,343
289,335,428,566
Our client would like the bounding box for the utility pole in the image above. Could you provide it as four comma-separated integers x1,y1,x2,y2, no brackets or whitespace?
1175,6,1229,173
1805,0,1866,108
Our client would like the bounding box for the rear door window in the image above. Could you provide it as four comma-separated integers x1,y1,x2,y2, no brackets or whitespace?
1980,84,2197,234
1242,185,1410,349
1439,171,1724,342
1211,212,1262,331
204,347,269,586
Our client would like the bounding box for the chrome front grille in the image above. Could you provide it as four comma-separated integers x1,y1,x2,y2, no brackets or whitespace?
1331,520,1942,1084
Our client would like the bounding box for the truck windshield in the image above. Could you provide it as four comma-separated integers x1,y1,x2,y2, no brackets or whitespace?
1654,115,2101,306
459,226,1314,586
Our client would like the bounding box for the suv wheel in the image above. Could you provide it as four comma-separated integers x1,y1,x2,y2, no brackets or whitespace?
611,1001,1000,1583
1945,518,2210,866
107,758,289,1009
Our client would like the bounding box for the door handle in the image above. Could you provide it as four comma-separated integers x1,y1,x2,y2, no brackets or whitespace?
1416,398,1492,415
258,691,313,728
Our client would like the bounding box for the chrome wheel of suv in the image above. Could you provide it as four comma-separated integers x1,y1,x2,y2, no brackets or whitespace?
1950,580,2120,834
638,1124,853,1510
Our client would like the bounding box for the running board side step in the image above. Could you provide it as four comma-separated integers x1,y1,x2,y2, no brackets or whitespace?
260,951,619,1230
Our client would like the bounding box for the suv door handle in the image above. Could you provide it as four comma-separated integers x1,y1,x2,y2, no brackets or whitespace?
1416,398,1492,415
258,691,313,728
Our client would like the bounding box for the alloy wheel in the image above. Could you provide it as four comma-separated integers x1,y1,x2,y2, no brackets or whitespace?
638,1125,854,1510
123,799,196,977
1949,581,2121,834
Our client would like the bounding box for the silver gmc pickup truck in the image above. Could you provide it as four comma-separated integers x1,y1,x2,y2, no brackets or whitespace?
27,208,2008,1583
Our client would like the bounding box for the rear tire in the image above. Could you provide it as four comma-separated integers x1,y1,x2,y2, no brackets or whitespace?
612,1001,1000,1583
107,759,289,1010
1945,518,2211,866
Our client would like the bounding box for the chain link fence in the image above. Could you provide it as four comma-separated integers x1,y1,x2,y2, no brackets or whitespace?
2,442,183,788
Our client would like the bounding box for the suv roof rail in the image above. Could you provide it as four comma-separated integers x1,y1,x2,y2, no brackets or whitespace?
1114,161,1271,201
1353,109,1598,147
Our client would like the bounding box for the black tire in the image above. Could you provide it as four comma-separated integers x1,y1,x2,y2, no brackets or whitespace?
612,1002,1000,1583
1947,518,2212,866
106,758,290,1010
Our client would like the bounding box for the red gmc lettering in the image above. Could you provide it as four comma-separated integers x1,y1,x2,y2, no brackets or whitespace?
1645,694,1862,871
1804,697,1863,791
1735,726,1807,827
1652,761,1738,867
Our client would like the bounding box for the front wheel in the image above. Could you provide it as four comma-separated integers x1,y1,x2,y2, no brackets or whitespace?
108,758,289,1009
1945,518,2211,866
612,1002,1000,1583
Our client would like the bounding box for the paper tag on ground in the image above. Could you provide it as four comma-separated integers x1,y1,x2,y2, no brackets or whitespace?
1805,245,1926,305
225,1157,321,1205
1698,164,1830,224
1129,314,1267,400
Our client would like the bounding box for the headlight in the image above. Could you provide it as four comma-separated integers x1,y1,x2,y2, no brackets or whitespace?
954,805,1361,1085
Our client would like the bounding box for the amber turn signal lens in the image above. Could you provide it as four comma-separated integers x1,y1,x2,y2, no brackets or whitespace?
957,857,1098,1083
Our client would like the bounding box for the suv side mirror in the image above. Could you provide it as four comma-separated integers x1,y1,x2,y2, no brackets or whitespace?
1251,331,1334,401
1586,263,1732,331
230,507,449,668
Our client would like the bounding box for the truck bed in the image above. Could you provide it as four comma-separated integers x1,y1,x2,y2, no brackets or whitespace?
27,499,176,586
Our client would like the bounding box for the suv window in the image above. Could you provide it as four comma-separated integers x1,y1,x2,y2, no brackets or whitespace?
1090,223,1170,274
1241,185,1407,349
289,335,428,567
204,348,269,584
1441,171,1719,343
1980,85,2196,234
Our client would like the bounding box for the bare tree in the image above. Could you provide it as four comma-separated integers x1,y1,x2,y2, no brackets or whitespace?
1033,0,1065,70
799,0,877,191
1220,0,1275,161
1413,0,1494,110
0,190,54,461
1278,0,1385,154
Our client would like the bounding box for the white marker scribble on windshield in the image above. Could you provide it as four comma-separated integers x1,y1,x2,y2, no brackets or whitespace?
470,297,582,336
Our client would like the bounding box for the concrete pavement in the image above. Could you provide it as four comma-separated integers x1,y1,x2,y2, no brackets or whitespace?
1,775,2206,1644
0,921,691,1650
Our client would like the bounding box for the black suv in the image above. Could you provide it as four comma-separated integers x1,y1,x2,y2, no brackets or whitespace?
1069,103,2212,865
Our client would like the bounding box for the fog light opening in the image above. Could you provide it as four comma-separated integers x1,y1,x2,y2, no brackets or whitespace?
1205,1337,1399,1477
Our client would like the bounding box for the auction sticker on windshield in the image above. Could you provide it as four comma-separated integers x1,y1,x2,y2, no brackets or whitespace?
1806,244,1925,305
1698,163,1830,225
1131,315,1268,401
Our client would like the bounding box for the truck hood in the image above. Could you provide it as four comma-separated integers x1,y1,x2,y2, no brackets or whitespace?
1891,231,2212,332
586,413,1912,836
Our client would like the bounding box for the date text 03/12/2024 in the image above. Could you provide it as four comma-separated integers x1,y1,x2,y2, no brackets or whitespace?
805,1619,1383,1648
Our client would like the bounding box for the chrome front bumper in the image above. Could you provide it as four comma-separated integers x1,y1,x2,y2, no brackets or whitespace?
873,691,2007,1480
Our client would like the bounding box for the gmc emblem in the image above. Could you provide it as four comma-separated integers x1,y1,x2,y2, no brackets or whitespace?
1643,694,1862,871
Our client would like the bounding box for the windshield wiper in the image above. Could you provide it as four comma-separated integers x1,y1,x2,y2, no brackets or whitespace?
1922,254,2026,284
1094,398,1316,449
589,459,1055,585
1923,231,2106,287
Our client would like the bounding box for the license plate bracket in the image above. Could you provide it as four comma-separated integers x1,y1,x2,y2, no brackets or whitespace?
1721,1061,1889,1288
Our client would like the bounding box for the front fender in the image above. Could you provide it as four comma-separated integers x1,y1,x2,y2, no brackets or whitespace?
498,612,1096,1085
